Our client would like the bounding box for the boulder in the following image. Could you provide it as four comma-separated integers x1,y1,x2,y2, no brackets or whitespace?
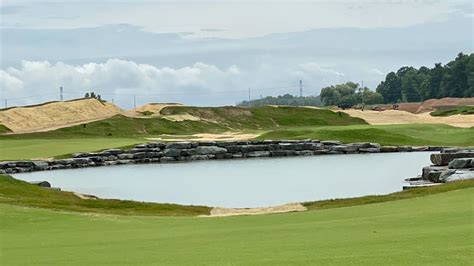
186,155,209,161
197,141,217,146
380,146,398,152
246,151,270,157
397,146,412,152
430,152,474,166
358,148,380,153
439,169,474,182
117,153,134,160
160,157,176,162
270,150,287,157
240,145,267,152
330,145,348,152
321,140,342,146
100,149,124,155
196,146,227,155
422,165,446,180
165,142,192,149
412,146,429,152
295,150,314,156
448,158,473,169
163,149,181,157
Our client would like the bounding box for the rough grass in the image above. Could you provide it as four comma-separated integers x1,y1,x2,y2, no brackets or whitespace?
0,175,210,216
258,124,474,147
0,124,11,134
160,105,367,128
1,182,473,265
430,106,474,116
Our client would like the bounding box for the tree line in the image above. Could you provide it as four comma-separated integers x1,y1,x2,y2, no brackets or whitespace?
319,82,383,107
236,53,473,108
376,53,473,103
237,94,321,107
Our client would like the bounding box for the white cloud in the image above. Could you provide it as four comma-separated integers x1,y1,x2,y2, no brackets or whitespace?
1,59,242,106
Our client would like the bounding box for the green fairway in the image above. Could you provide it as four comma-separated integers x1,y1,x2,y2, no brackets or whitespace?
258,124,474,147
0,138,143,160
1,185,473,265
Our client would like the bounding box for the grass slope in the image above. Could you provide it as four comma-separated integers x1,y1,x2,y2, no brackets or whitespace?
430,106,474,116
258,124,474,147
1,183,473,265
0,124,11,134
0,175,210,216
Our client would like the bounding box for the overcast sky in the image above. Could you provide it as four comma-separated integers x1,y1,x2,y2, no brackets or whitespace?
1,0,473,108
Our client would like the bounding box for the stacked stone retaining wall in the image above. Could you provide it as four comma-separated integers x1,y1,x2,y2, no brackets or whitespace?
0,140,444,174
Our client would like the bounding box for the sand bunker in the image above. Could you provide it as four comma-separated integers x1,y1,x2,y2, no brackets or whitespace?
342,109,474,128
204,203,307,217
147,132,259,142
0,98,127,134
134,103,183,116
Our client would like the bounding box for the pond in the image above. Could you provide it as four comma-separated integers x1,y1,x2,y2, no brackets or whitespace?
14,152,431,208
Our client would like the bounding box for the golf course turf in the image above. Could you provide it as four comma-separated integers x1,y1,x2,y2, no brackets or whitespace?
1,178,473,265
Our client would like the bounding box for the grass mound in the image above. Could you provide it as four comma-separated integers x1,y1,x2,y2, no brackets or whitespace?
430,106,474,116
0,124,11,134
160,106,367,128
0,175,210,216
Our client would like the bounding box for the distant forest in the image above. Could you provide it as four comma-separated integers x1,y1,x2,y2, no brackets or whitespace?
376,52,473,103
237,94,321,107
237,53,473,107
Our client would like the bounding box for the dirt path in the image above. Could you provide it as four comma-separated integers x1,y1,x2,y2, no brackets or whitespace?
203,203,307,217
342,109,474,128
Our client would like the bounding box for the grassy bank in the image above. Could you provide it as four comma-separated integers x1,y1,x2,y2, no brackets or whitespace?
0,175,210,216
1,179,473,264
430,106,474,116
2,173,473,215
258,124,474,147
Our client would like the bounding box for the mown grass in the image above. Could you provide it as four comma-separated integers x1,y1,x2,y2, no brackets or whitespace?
304,178,474,210
1,181,473,265
430,106,474,116
0,175,210,216
258,124,474,147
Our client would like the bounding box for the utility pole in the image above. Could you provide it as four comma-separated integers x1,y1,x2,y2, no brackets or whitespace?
133,94,136,109
299,80,303,97
260,94,263,106
4,99,7,108
60,86,64,101
248,88,251,106
361,80,364,105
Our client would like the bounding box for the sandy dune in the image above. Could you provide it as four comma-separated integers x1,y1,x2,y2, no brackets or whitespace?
133,103,183,115
342,109,474,128
0,98,126,133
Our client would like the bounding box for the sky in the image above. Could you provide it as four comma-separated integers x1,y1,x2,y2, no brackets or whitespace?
0,0,473,108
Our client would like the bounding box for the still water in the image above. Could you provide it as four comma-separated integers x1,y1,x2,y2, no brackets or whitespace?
14,152,431,208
